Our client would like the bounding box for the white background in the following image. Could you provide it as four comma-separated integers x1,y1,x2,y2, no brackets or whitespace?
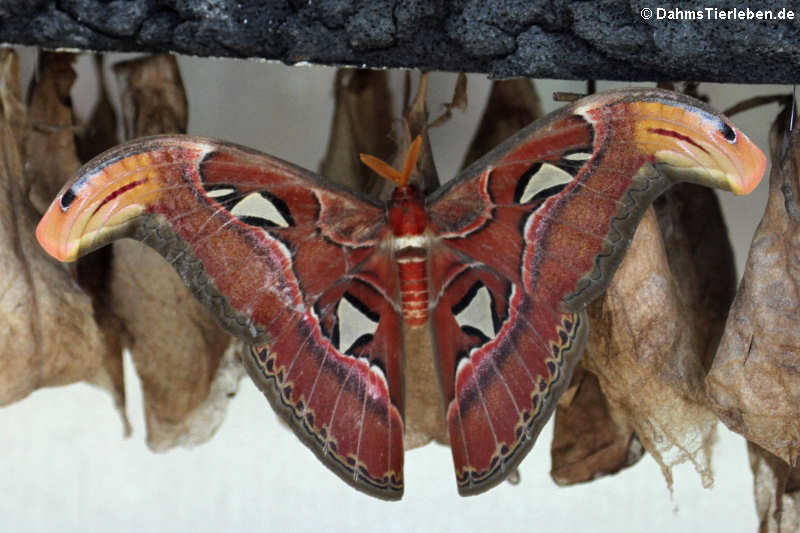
1,50,790,532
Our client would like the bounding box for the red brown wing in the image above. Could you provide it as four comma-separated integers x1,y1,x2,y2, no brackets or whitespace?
426,88,766,494
36,136,405,499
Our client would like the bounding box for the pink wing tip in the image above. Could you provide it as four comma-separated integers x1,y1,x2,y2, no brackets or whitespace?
720,125,768,196
35,204,77,262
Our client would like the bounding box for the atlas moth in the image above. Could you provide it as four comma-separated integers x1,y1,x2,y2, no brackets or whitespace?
36,88,765,500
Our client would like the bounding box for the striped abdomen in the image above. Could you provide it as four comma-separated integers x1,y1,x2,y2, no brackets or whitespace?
396,247,428,327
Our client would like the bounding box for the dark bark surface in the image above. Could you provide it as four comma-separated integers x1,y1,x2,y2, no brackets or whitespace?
2,1,799,83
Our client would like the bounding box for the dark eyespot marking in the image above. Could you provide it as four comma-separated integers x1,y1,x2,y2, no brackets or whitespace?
529,184,568,204
204,185,239,205
514,163,542,203
561,150,593,163
514,162,574,204
333,292,380,355
345,333,375,355
460,325,491,345
451,281,481,316
59,188,76,211
230,191,295,228
452,281,498,342
342,292,379,322
719,122,736,143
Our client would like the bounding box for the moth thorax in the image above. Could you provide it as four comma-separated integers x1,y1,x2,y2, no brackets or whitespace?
388,185,427,238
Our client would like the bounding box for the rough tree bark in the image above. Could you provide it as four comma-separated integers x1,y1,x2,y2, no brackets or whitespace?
1,1,799,83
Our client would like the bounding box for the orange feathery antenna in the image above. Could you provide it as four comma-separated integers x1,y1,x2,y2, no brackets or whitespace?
360,136,423,187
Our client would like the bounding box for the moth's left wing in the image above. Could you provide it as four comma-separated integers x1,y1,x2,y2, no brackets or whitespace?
36,136,406,499
426,88,766,495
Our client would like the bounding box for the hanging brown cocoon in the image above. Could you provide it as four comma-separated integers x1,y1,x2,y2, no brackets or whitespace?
707,103,800,466
26,51,129,428
319,69,395,198
550,365,643,485
0,50,122,419
75,55,120,162
580,206,719,489
109,54,245,451
24,52,82,214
